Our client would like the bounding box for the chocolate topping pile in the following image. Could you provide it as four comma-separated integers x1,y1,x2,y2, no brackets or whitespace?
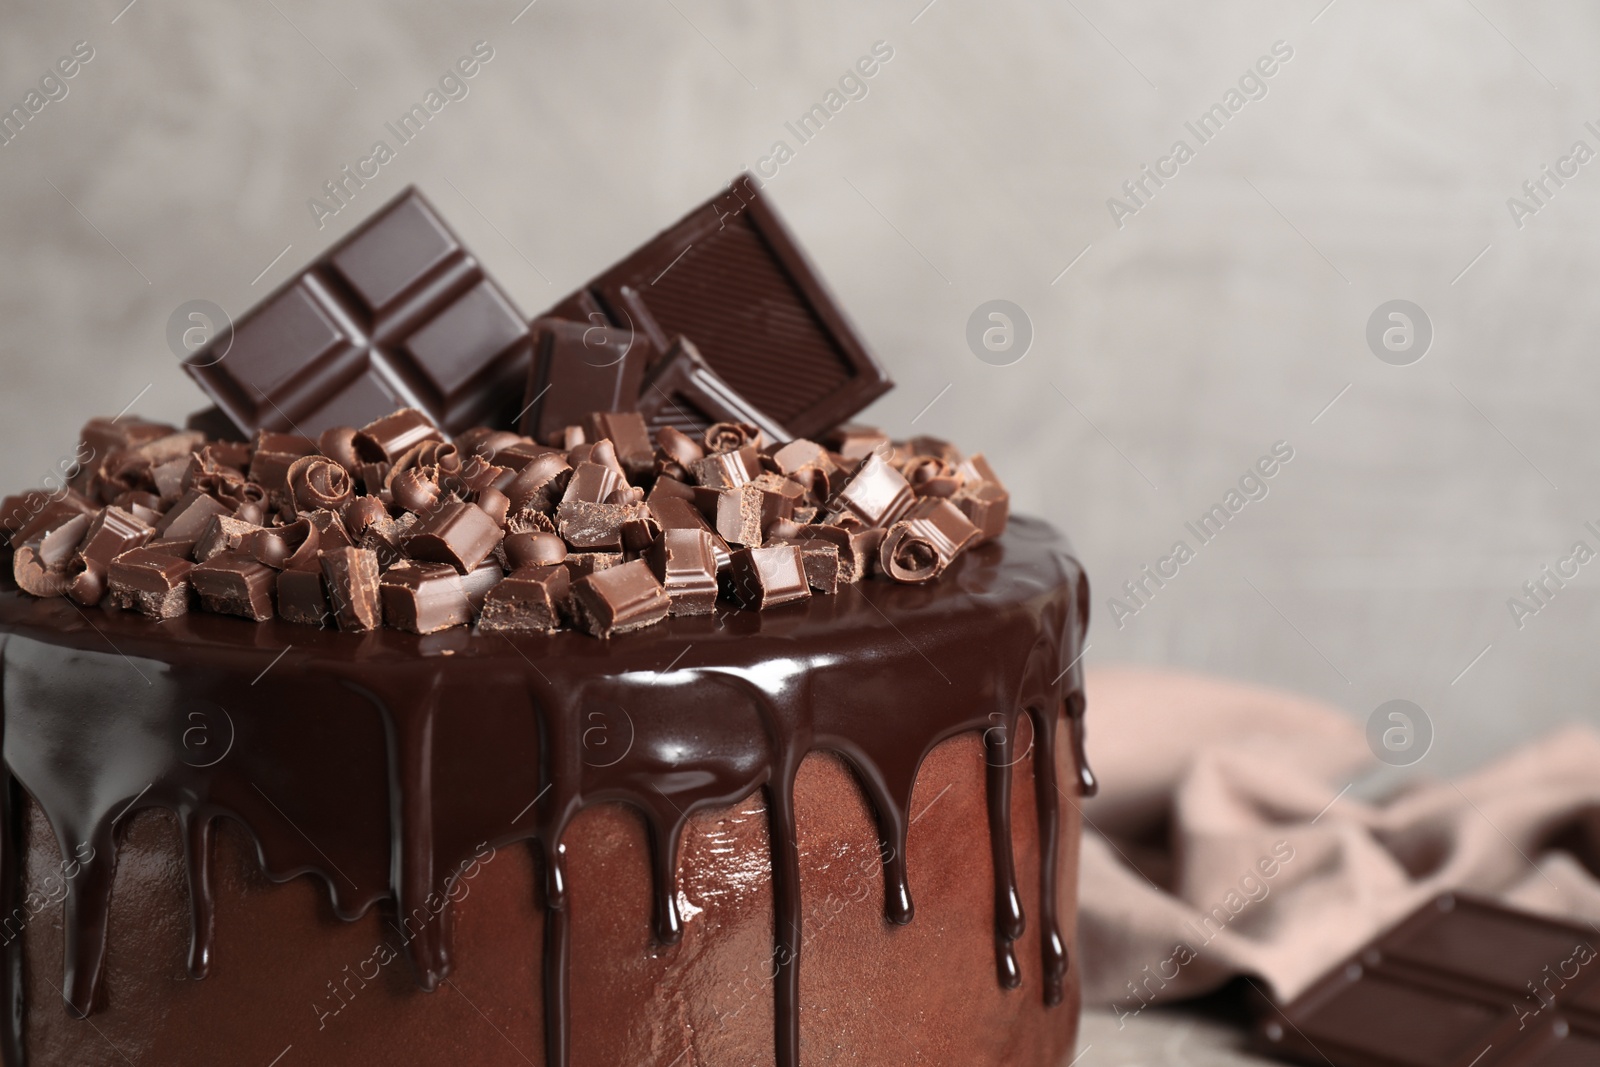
1,176,1013,638
0,408,1009,637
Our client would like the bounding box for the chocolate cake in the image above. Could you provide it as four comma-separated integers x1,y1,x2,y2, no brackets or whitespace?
0,179,1091,1066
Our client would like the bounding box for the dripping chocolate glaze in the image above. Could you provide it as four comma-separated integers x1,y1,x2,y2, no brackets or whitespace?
0,516,1090,1067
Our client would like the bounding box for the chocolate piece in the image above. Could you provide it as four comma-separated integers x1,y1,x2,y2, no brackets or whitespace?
778,538,840,595
246,432,319,497
645,528,720,616
108,547,194,618
569,558,670,637
276,568,330,627
704,421,765,455
585,410,654,476
389,467,444,514
76,506,154,571
319,546,382,631
193,515,265,563
13,547,72,598
380,562,481,635
244,518,321,571
635,337,791,444
689,446,761,490
403,500,502,573
305,508,353,551
318,426,363,472
184,188,532,437
556,500,648,551
78,416,175,481
190,551,277,621
879,499,981,584
354,408,442,464
826,424,891,461
357,511,417,570
648,492,731,571
183,405,246,442
561,461,624,506
901,455,961,498
723,545,811,610
955,481,1010,544
797,522,882,584
544,174,890,438
505,452,572,515
520,317,651,443
768,438,830,477
5,495,96,550
564,551,623,579
478,564,571,633
286,454,355,514
504,531,567,569
708,484,766,548
824,453,914,529
1259,894,1600,1067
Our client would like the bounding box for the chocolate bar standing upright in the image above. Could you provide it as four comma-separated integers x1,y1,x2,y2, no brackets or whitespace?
185,188,531,438
1259,893,1600,1067
542,174,891,439
520,317,652,442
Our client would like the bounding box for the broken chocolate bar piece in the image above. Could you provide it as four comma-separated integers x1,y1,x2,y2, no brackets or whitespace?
190,551,277,622
824,452,914,529
955,481,1009,544
319,546,382,631
564,551,622,579
504,531,567,569
645,528,720,616
403,500,502,573
276,568,330,627
688,446,761,490
543,174,890,438
155,491,232,543
1258,893,1600,1067
247,432,320,498
775,538,840,595
585,410,655,477
798,523,883,584
635,337,791,444
194,515,266,563
570,558,670,637
723,545,811,610
520,317,651,443
354,408,442,464
556,500,649,551
879,499,981,584
184,188,532,436
478,564,570,633
561,461,624,506
379,562,486,635
108,547,194,618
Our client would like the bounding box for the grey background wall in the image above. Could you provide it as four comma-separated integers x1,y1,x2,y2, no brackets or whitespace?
1,0,1596,774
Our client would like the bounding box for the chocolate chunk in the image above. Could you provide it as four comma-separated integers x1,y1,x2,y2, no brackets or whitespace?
78,417,175,490
585,411,654,476
357,511,417,570
520,317,651,443
648,493,730,571
879,499,981,584
543,174,890,438
797,523,882,584
570,559,670,637
108,548,194,618
955,481,1009,544
723,545,811,610
556,500,649,551
1258,894,1600,1067
478,564,570,633
318,426,363,472
13,547,72,598
184,188,532,437
823,452,913,529
354,408,443,464
504,531,567,569
561,461,624,506
825,424,891,461
767,438,831,477
244,517,321,571
246,432,319,497
276,568,330,627
379,562,481,634
194,515,265,563
688,446,760,490
190,551,277,621
635,336,791,444
505,452,572,515
286,454,355,514
708,484,766,548
319,546,382,631
645,529,720,616
76,506,154,570
776,538,840,595
403,500,502,573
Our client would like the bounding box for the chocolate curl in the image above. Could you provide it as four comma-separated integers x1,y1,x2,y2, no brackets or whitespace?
477,487,511,527
655,427,704,481
244,518,320,571
704,421,763,454
318,426,363,473
900,455,961,498
456,428,526,464
247,431,319,497
390,467,445,515
878,499,982,584
287,455,354,514
342,496,390,541
823,452,914,529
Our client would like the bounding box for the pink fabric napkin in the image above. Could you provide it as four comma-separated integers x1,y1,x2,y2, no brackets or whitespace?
1076,665,1600,1018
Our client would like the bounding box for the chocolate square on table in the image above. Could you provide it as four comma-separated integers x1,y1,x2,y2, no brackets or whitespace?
184,188,531,438
541,174,891,440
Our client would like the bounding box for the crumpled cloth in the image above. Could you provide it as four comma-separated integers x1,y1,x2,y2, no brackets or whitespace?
1076,665,1600,1014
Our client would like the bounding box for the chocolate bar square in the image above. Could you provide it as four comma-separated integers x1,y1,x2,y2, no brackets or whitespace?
185,188,531,438
542,174,891,439
520,318,652,442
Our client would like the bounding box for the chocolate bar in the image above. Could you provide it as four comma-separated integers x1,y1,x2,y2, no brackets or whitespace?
1259,893,1600,1066
635,337,791,444
185,188,531,437
569,558,670,637
542,174,891,439
520,318,651,443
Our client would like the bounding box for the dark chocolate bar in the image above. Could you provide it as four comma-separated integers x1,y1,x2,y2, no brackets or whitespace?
635,337,791,444
185,188,531,437
1259,893,1600,1067
520,318,651,442
542,174,891,439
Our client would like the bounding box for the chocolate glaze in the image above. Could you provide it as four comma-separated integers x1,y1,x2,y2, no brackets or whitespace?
0,516,1088,1067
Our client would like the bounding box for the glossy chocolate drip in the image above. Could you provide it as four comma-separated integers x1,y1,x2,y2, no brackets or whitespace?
0,516,1089,1067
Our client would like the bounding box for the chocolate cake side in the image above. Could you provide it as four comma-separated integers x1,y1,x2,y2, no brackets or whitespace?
0,516,1090,1067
